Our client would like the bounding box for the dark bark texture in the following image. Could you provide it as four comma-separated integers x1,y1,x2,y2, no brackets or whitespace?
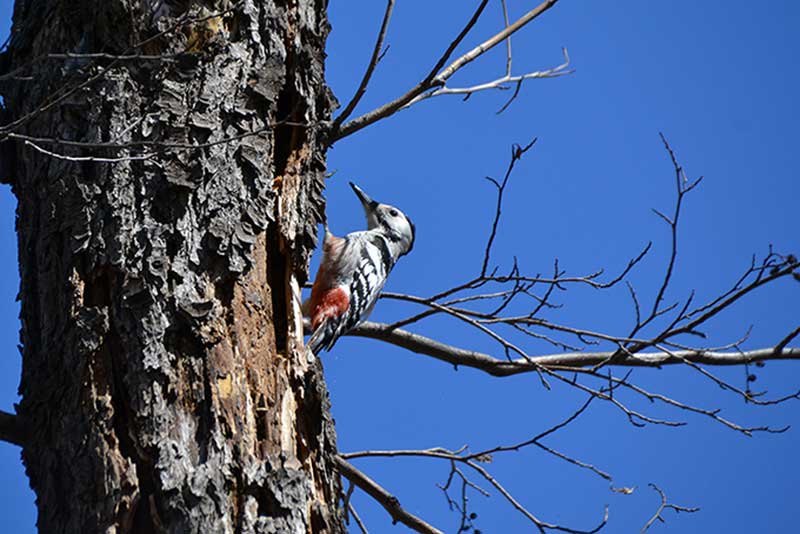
0,1,343,532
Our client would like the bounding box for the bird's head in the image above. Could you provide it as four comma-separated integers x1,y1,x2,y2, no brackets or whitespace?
350,182,415,257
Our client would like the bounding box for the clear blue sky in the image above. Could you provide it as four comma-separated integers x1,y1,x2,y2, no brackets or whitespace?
2,1,799,532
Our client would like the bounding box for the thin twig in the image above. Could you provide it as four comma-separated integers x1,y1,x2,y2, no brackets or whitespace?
349,502,369,534
501,0,512,76
436,0,560,83
4,116,310,162
334,0,396,127
22,139,155,163
600,367,792,435
340,395,618,532
654,343,799,408
330,0,490,142
640,484,699,533
336,457,444,534
341,396,614,532
776,326,800,353
407,47,572,110
482,139,537,276
332,0,564,142
343,444,608,534
649,134,694,319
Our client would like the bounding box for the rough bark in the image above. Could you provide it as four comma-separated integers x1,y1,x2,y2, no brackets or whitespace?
0,1,343,533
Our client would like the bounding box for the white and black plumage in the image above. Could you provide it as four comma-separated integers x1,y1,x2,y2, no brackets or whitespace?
306,182,415,354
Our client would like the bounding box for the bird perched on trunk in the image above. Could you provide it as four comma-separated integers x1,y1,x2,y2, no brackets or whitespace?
306,182,415,354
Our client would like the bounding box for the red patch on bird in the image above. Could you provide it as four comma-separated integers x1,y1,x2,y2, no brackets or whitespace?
310,287,349,330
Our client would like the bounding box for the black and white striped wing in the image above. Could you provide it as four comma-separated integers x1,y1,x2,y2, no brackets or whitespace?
311,232,395,352
339,232,394,333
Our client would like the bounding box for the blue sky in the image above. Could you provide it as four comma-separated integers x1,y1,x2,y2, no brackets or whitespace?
2,1,799,533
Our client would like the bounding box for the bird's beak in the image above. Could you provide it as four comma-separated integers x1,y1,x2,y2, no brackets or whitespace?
350,182,379,212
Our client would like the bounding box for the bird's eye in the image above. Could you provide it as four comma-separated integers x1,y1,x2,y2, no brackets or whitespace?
389,209,398,217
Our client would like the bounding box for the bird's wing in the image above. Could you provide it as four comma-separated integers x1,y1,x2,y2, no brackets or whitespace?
308,232,393,353
342,232,393,330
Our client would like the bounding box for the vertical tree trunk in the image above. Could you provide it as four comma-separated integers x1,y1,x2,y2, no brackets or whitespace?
0,1,343,532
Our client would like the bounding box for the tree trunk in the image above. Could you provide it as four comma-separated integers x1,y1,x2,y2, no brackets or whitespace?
0,1,343,532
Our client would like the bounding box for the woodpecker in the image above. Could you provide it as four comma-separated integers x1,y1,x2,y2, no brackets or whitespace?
306,182,415,354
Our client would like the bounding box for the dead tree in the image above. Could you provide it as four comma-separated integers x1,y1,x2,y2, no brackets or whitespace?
0,1,797,533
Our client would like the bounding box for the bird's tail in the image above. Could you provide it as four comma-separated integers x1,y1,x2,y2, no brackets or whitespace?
306,318,339,357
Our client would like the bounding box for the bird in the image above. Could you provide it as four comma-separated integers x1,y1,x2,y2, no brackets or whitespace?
305,182,415,354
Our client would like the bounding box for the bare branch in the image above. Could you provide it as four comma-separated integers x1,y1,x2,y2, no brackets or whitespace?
333,0,396,126
640,484,699,533
407,241,651,306
380,242,651,335
343,446,608,534
648,133,698,321
463,459,608,534
343,480,355,524
351,321,800,373
340,395,617,533
336,456,445,534
21,138,155,163
436,0,560,83
643,254,798,351
436,463,488,533
501,0,512,76
0,409,25,447
482,139,538,276
331,0,564,142
466,396,614,481
601,368,792,436
653,343,797,408
776,325,800,354
330,0,490,142
339,137,799,442
3,115,309,162
344,396,610,480
349,502,369,534
407,47,572,110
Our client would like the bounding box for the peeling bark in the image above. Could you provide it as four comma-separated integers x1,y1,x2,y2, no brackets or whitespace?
0,1,342,532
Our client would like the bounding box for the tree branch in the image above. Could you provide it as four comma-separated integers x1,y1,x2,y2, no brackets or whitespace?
336,456,445,534
640,484,699,533
341,438,609,534
348,502,369,534
20,138,156,163
342,395,612,487
0,409,25,447
350,321,800,375
482,138,537,276
329,0,489,143
435,0,560,83
333,0,396,127
331,0,563,142
405,47,572,111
